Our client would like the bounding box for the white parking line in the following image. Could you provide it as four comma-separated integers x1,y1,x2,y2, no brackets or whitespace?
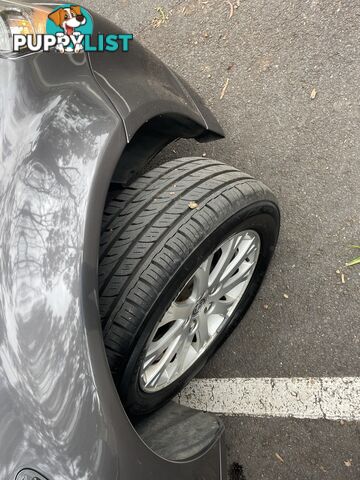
178,377,360,421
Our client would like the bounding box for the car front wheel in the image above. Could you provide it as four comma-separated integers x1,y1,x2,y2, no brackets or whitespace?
99,157,280,415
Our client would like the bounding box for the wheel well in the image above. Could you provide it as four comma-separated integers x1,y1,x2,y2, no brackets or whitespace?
111,113,222,186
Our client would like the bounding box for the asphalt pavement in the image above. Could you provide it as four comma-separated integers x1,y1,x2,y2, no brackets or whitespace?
82,0,360,478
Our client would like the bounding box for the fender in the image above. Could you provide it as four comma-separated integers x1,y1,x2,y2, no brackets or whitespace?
87,11,224,142
87,11,224,185
0,44,224,479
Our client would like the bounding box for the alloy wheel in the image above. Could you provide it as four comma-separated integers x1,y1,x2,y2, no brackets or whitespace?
140,230,261,392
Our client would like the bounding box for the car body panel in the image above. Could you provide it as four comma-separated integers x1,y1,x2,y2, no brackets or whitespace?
0,2,226,478
87,12,224,142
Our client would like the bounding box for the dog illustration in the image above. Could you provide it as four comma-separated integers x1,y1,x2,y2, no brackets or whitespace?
48,6,86,53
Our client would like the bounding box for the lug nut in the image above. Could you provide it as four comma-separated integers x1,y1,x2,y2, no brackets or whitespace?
189,319,198,332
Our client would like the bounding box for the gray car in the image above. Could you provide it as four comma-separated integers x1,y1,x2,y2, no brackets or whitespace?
0,1,280,479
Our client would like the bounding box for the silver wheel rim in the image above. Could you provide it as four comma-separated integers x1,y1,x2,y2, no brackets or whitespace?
140,230,261,393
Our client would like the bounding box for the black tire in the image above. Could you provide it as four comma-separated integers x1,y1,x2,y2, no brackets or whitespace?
99,158,280,415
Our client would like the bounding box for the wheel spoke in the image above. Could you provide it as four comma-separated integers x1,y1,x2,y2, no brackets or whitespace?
192,256,212,298
210,298,234,317
195,311,211,350
220,236,256,284
174,333,193,373
209,236,238,288
221,261,256,294
145,319,184,366
159,300,195,327
142,334,182,389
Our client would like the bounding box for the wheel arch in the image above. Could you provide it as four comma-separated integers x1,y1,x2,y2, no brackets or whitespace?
111,112,224,186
